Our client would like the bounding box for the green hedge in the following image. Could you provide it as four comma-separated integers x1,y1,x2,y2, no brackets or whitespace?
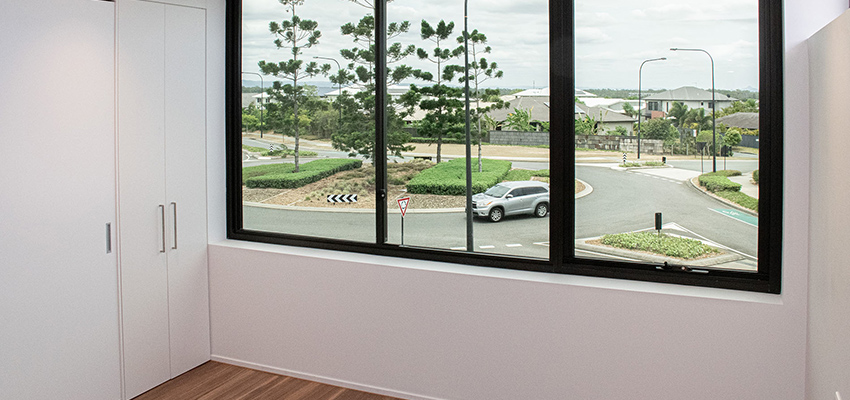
698,170,743,193
752,169,759,184
601,232,719,259
243,158,362,189
407,158,512,195
504,169,550,181
716,190,759,212
698,175,742,192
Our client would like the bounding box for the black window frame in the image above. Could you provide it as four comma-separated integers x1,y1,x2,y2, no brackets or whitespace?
225,0,783,293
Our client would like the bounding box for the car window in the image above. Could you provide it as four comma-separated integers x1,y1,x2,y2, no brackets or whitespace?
484,185,510,198
509,188,527,197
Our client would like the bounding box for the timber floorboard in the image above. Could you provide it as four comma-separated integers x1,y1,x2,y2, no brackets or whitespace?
133,361,404,400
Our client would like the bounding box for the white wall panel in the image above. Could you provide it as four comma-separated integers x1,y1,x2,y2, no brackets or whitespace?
0,1,120,399
808,9,850,400
204,0,828,398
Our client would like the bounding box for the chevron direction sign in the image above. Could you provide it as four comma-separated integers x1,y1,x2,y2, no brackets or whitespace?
327,194,358,203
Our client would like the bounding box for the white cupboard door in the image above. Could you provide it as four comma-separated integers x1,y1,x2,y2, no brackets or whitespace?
117,1,171,398
164,4,211,378
0,1,120,399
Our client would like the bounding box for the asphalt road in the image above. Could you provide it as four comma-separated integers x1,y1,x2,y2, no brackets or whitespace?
242,137,759,265
243,164,757,262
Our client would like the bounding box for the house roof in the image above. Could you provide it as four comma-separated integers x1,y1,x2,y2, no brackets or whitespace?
717,112,759,130
644,86,737,102
575,103,635,123
488,96,550,122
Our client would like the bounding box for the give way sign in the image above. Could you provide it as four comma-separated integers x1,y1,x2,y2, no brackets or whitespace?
397,197,410,217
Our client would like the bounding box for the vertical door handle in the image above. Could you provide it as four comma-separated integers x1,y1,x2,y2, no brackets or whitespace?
171,202,178,250
106,223,112,254
159,204,166,253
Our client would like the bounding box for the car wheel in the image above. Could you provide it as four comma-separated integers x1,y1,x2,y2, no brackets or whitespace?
534,203,549,217
488,207,504,222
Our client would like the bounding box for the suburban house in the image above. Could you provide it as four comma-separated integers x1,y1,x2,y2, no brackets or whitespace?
4,1,850,400
575,103,636,135
643,86,737,116
488,94,550,130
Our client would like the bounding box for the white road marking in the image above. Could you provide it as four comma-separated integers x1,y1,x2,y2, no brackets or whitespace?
533,241,550,247
479,245,495,249
450,247,466,250
505,244,523,248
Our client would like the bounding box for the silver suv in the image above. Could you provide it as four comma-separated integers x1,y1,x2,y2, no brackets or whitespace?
472,181,550,222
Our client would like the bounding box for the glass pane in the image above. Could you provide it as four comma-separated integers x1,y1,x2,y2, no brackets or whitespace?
574,0,760,271
384,0,551,259
240,0,376,242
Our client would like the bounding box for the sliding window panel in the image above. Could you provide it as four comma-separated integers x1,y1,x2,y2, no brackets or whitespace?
240,0,376,242
573,0,760,272
385,0,551,259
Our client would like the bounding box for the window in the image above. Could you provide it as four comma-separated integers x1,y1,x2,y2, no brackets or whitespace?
227,0,782,293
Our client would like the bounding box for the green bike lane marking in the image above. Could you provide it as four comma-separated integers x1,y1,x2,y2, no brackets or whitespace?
711,208,758,227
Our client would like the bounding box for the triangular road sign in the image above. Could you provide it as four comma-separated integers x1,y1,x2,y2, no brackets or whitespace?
397,197,410,217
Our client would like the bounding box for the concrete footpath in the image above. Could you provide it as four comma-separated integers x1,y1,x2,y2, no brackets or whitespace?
727,172,759,199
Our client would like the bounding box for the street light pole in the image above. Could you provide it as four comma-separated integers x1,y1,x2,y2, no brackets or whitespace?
671,47,716,172
241,71,265,138
463,0,474,252
637,57,666,159
313,56,343,128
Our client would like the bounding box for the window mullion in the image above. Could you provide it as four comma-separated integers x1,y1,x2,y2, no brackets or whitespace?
375,0,388,245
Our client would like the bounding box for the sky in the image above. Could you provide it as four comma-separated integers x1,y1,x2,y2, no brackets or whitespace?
242,0,759,91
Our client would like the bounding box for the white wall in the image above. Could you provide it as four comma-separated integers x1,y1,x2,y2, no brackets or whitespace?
0,1,121,399
204,2,843,399
807,8,850,400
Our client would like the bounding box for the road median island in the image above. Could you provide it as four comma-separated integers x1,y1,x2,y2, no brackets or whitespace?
688,170,759,215
576,232,745,267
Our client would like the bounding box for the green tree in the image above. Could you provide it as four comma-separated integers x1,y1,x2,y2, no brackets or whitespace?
330,9,416,160
715,98,759,117
406,19,464,163
683,108,711,131
621,102,637,119
575,115,598,135
612,126,629,136
667,101,689,127
453,29,505,171
504,108,535,131
258,0,329,172
641,118,677,141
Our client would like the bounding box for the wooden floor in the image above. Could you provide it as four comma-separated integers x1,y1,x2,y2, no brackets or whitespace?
134,361,403,400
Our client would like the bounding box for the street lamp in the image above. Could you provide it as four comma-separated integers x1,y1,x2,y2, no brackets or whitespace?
313,56,343,127
637,57,666,159
241,71,264,138
670,47,716,172
463,0,474,252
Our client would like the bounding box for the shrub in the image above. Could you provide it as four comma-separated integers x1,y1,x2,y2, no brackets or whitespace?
406,158,512,195
698,175,742,192
600,232,719,259
698,170,743,192
504,169,550,181
716,190,759,212
752,169,760,184
243,158,362,189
